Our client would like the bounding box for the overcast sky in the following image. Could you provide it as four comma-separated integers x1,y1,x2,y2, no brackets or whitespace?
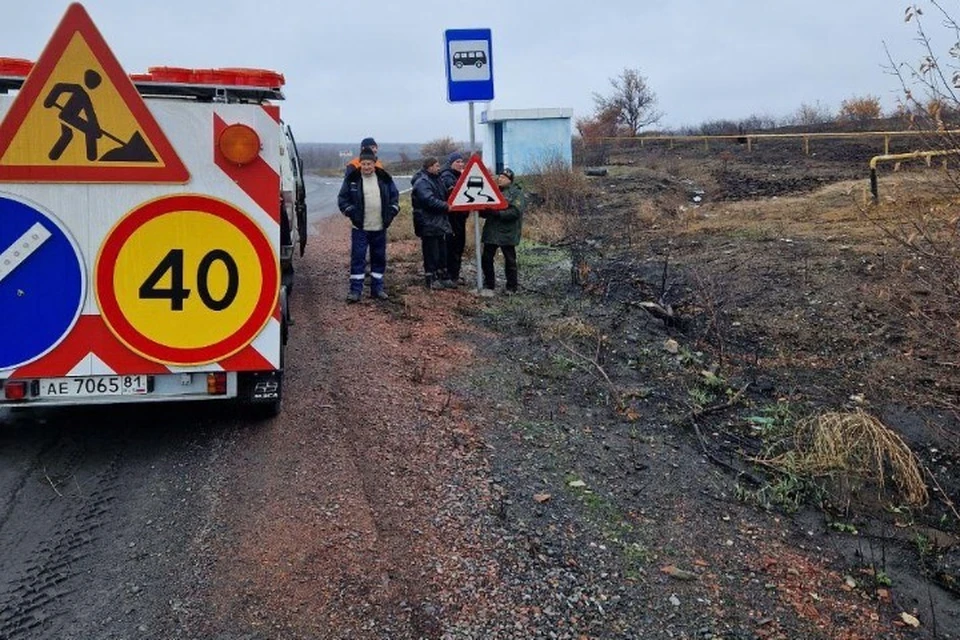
3,1,945,145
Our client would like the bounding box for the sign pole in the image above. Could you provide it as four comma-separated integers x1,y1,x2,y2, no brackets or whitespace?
469,101,483,292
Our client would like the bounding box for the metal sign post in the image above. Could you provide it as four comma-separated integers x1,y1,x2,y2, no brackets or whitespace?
444,29,493,293
469,101,483,291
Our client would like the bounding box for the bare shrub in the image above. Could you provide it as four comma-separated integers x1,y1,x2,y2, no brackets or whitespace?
591,67,662,136
420,137,462,160
697,120,740,136
839,94,883,128
575,104,621,165
866,3,960,408
788,101,835,127
739,113,781,131
522,157,594,246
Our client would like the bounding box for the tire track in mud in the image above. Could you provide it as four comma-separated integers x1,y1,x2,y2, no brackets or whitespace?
0,434,122,640
0,435,60,535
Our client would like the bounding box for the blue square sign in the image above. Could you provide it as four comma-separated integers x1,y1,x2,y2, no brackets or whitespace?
444,28,494,103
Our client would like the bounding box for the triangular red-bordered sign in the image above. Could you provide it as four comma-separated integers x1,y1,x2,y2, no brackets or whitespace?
0,3,189,183
447,154,507,211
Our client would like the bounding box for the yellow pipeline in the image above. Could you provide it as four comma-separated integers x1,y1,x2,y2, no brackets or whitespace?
869,149,960,201
602,130,960,156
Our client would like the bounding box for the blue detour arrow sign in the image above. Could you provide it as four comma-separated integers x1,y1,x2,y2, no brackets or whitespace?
0,195,85,370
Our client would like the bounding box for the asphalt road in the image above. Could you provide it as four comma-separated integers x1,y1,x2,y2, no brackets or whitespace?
305,173,343,221
305,172,413,223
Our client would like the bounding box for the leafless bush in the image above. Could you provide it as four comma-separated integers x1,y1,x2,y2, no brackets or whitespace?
862,2,960,406
888,3,960,150
523,157,594,245
786,101,835,127
862,185,960,361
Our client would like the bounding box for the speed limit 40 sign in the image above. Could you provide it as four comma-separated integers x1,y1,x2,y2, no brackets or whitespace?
95,194,279,366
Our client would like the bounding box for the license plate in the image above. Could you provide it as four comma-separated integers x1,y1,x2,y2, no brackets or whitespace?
38,375,151,398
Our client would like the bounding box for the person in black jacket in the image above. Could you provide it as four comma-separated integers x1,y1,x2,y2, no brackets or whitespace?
338,146,400,302
440,151,467,284
411,157,454,290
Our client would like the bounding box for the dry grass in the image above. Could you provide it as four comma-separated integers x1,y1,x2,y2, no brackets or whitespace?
389,198,418,243
680,179,870,239
540,316,598,342
760,409,928,507
523,209,568,244
521,161,597,245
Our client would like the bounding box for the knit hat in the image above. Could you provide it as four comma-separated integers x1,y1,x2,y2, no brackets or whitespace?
499,168,515,182
360,137,377,148
447,151,464,164
359,146,377,162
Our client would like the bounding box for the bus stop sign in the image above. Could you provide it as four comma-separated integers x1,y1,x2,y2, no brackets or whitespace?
444,29,494,103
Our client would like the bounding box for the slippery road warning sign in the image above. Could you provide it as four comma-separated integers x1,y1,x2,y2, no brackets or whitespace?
0,3,188,183
447,155,507,212
0,195,85,371
95,195,279,367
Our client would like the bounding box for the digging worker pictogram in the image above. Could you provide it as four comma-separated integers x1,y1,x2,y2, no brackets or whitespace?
44,69,103,161
43,68,156,163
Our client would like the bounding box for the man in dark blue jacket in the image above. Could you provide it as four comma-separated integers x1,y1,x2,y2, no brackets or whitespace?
338,146,400,302
411,157,454,290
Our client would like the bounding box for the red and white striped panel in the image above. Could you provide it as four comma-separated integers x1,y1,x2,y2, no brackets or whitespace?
1,101,282,380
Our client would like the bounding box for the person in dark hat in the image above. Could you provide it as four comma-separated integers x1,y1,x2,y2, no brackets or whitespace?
411,157,454,290
480,167,525,296
440,151,467,284
345,136,383,174
338,145,400,302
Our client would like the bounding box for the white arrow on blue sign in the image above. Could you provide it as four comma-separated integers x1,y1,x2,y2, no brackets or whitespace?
445,28,494,103
0,196,85,371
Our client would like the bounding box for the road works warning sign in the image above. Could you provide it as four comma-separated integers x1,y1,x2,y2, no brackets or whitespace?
0,3,188,183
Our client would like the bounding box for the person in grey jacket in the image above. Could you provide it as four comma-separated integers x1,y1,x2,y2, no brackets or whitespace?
411,157,454,289
480,168,524,295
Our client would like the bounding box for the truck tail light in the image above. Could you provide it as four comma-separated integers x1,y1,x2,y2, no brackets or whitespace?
4,381,27,400
217,124,260,165
206,372,227,395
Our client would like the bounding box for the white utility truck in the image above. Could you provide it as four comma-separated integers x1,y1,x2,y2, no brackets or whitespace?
0,3,307,416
